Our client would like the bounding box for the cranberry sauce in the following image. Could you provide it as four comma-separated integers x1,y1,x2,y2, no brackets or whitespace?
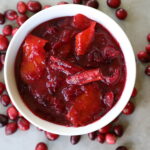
15,14,126,127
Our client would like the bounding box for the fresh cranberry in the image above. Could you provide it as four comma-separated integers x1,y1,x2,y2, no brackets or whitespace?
5,122,18,135
147,33,150,42
0,13,5,24
105,133,117,144
0,95,11,107
131,87,137,98
45,131,59,141
7,106,18,120
12,27,19,36
17,1,28,14
116,8,128,20
145,44,150,54
137,51,150,63
145,65,150,76
0,54,5,65
43,5,52,9
97,133,105,143
0,114,8,127
85,0,99,9
99,124,112,134
5,10,18,21
113,125,123,137
35,142,48,150
27,1,42,12
17,15,28,26
17,117,30,131
0,82,5,94
2,25,12,36
70,135,81,145
103,91,114,107
122,101,135,115
107,0,121,8
0,34,9,51
88,131,97,140
116,146,128,150
73,0,82,4
57,1,69,5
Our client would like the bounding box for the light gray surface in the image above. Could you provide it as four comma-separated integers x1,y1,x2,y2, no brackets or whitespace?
0,0,150,150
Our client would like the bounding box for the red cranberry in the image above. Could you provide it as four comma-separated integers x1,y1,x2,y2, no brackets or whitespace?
5,10,18,21
107,0,121,8
145,44,150,55
17,117,30,131
137,51,150,63
99,124,112,134
0,94,11,107
12,27,19,36
17,15,28,26
85,0,99,9
0,82,5,94
7,106,18,120
147,33,150,42
57,1,69,5
131,87,137,98
0,54,5,65
17,1,27,14
116,146,128,150
73,0,82,4
0,34,9,51
116,8,128,20
27,1,42,12
97,133,105,143
104,91,114,108
122,101,135,115
45,131,59,141
88,131,97,140
0,13,5,24
113,125,124,137
0,114,8,127
70,135,81,145
145,65,150,76
35,142,48,150
105,133,117,144
5,122,18,135
43,5,52,9
2,25,12,36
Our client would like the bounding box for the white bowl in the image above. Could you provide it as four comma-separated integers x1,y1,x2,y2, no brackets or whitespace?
4,4,136,136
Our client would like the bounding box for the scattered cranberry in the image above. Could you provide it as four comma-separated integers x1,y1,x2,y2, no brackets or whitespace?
0,13,5,24
17,1,28,14
113,125,124,137
5,10,18,21
17,117,30,131
35,142,48,150
131,87,137,98
85,0,99,9
0,114,8,127
7,106,18,120
0,54,5,65
0,82,5,94
105,133,117,144
99,124,112,134
0,34,9,51
2,25,12,36
70,135,81,145
116,146,128,150
73,0,82,4
12,27,19,36
147,33,150,42
0,94,11,107
45,131,59,141
97,133,105,143
116,8,128,20
57,1,69,5
145,44,150,54
88,131,97,140
137,51,150,63
122,101,135,115
43,5,52,9
145,65,150,76
17,15,28,26
27,1,42,12
107,0,121,8
5,122,18,135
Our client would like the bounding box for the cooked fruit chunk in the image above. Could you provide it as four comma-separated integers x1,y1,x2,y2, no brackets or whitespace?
75,22,96,55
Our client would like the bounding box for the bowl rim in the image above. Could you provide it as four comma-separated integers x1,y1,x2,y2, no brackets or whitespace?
4,4,136,136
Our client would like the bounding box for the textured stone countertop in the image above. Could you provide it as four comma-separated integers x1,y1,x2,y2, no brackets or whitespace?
0,0,150,150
